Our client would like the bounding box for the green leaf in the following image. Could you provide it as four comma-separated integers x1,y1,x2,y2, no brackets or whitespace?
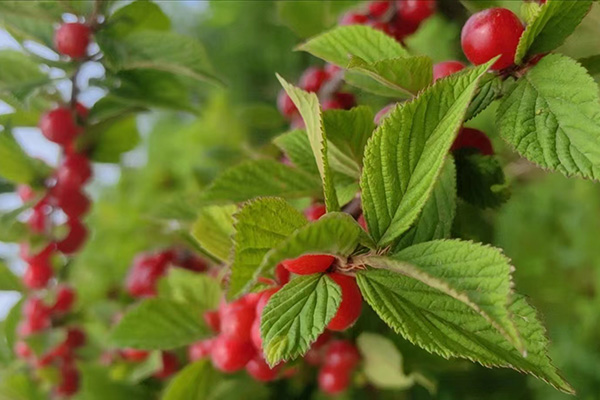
261,274,341,366
162,361,219,400
80,365,152,400
497,54,600,180
0,261,23,292
191,204,237,262
2,299,22,361
273,130,319,176
455,150,510,209
579,54,600,80
0,130,46,185
0,371,46,400
347,55,433,98
357,268,574,394
297,25,409,67
0,207,30,243
357,332,436,393
229,198,306,299
277,75,339,211
276,1,354,39
0,50,49,108
394,158,456,251
157,269,221,311
515,0,593,65
86,116,140,163
361,61,494,247
201,160,320,204
111,298,208,350
103,0,170,38
114,351,162,383
465,73,502,120
0,2,62,47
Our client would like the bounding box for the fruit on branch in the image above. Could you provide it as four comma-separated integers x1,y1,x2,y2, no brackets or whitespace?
396,0,436,25
220,297,257,342
23,259,53,290
461,8,524,70
340,11,370,25
125,252,170,298
304,203,327,221
282,254,335,275
368,1,392,18
56,153,93,190
39,108,80,146
327,273,362,331
55,363,79,396
299,67,330,93
154,352,179,379
56,218,88,254
211,335,256,373
54,22,91,59
246,355,281,382
65,327,86,348
451,127,494,156
53,186,90,219
275,263,290,285
189,339,214,361
121,348,150,362
203,310,221,333
23,297,51,332
52,285,76,313
433,60,466,81
277,90,298,119
318,365,351,395
304,331,332,366
324,340,361,369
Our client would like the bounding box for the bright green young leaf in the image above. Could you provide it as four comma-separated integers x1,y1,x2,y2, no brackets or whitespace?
273,130,320,176
229,198,306,299
162,361,219,400
191,204,237,262
497,54,600,180
515,0,593,65
455,150,510,209
0,371,46,400
0,261,23,292
357,269,573,394
277,75,340,211
0,130,46,185
465,73,502,120
0,50,49,108
103,0,170,38
201,160,320,204
394,158,456,251
86,116,140,163
261,274,341,366
323,106,375,169
297,25,409,67
157,269,221,311
361,61,494,246
347,55,433,98
111,299,208,350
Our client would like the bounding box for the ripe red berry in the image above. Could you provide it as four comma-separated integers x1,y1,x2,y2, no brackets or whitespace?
246,355,281,382
277,90,298,119
255,287,279,317
357,214,368,231
339,12,369,25
396,0,436,25
251,318,262,350
327,273,362,331
53,285,76,313
282,254,335,275
368,1,392,18
75,102,89,120
203,310,221,333
23,297,51,332
154,352,179,379
275,263,290,285
125,253,170,298
56,218,88,254
39,108,80,146
53,186,90,219
304,331,332,366
324,64,342,77
175,253,207,272
17,185,36,203
334,92,356,110
299,67,330,93
211,335,255,373
461,8,524,70
369,20,395,37
65,327,86,348
374,104,395,125
23,260,53,290
220,298,256,342
56,153,92,190
56,364,79,396
318,365,351,395
54,22,91,59
121,348,150,362
189,339,213,361
451,127,494,156
433,60,466,81
304,203,326,221
324,340,361,369
27,204,48,234
391,17,420,41
14,341,32,359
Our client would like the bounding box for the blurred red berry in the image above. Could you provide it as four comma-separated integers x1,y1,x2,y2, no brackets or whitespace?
277,90,298,119
17,185,36,203
53,285,76,313
327,273,362,331
246,355,281,382
318,365,351,395
121,348,150,362
39,108,80,146
189,339,213,361
55,363,79,396
340,12,369,25
203,310,220,333
396,0,436,25
211,335,255,373
451,127,494,156
324,340,361,369
53,186,90,219
56,218,88,255
54,22,91,59
23,261,53,290
299,67,329,93
433,60,466,81
282,254,335,275
56,153,92,190
368,1,392,18
220,298,256,342
304,203,326,221
154,352,179,379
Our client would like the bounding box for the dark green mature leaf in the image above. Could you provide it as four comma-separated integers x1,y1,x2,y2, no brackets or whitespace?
323,106,375,169
394,158,456,250
455,150,510,209
111,299,208,349
277,75,340,211
497,54,600,180
515,0,593,64
191,204,237,262
229,198,306,299
162,361,219,400
86,116,140,163
465,73,502,120
201,160,320,204
357,269,573,394
0,130,46,185
0,261,23,292
0,50,49,108
103,0,170,38
261,274,341,366
361,61,494,247
158,269,221,311
0,2,62,47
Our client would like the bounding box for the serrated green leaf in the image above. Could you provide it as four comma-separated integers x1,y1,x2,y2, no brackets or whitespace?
229,198,307,299
261,274,341,366
297,25,409,67
85,116,140,163
455,150,510,208
274,130,320,176
323,106,375,169
162,361,219,400
497,54,600,180
111,298,208,350
157,269,221,311
357,269,574,394
515,0,593,65
347,55,433,98
201,159,320,204
0,50,49,108
277,75,340,211
394,158,456,251
0,261,23,292
0,130,46,185
465,73,502,120
361,61,494,247
103,0,170,38
191,204,237,262
579,54,600,80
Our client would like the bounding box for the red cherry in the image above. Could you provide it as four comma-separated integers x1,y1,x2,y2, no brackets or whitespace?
176,254,207,272
275,263,290,285
21,242,54,265
56,218,88,254
56,153,92,190
220,298,256,342
299,67,330,93
23,261,53,290
340,12,369,25
23,297,51,332
54,22,91,59
250,318,262,350
27,204,48,234
324,64,342,77
304,332,332,366
255,287,280,316
211,335,255,373
14,341,32,359
246,355,281,382
304,203,326,221
368,1,392,18
65,327,86,348
451,127,494,156
357,214,368,231
189,339,213,361
318,365,351,395
17,185,36,202
334,92,356,110
154,352,179,379
53,186,90,219
203,310,220,333
433,60,466,81
374,104,395,125
56,363,79,396
390,17,420,41
324,340,361,369
125,253,170,298
396,0,436,25
277,90,298,119
282,254,335,275
75,102,89,119
53,285,76,313
243,292,262,308
327,273,362,331
461,8,524,70
121,348,150,362
39,108,80,146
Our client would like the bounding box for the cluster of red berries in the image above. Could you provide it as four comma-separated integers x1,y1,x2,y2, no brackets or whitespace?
310,336,362,395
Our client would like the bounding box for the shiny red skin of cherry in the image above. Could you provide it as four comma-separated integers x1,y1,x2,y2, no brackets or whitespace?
327,273,362,331
17,185,36,202
339,12,369,25
53,186,90,219
23,297,51,332
65,327,86,348
275,263,290,285
250,318,262,350
396,0,436,25
391,17,420,41
451,127,494,156
255,287,279,317
246,355,281,382
203,310,220,333
299,67,330,93
154,352,179,379
55,22,91,59
121,348,150,362
324,340,361,369
461,8,524,70
334,92,356,110
220,298,256,342
57,153,92,189
56,364,79,396
211,335,255,373
318,365,351,395
23,260,53,290
126,253,170,298
374,104,395,125
56,218,88,254
53,285,76,313
368,1,392,18
27,204,48,234
188,339,214,361
282,254,335,275
304,203,326,221
433,60,466,81
357,214,368,231
277,90,298,119
304,331,332,366
39,108,80,146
